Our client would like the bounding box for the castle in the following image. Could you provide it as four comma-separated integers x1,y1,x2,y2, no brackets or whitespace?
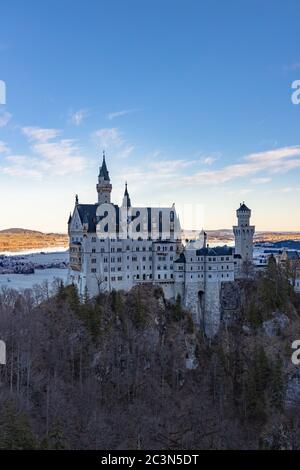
68,153,255,336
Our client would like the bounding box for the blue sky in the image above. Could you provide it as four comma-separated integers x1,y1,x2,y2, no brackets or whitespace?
1,0,300,232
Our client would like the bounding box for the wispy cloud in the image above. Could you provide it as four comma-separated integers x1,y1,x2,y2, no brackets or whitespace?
283,62,300,72
69,108,90,126
0,111,12,127
22,127,60,142
200,155,219,165
107,108,139,120
149,159,195,174
1,126,88,178
250,177,272,184
183,146,300,186
93,127,134,158
0,141,10,153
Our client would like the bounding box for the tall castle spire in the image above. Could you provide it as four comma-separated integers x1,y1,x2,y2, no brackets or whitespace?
96,150,112,204
122,181,131,208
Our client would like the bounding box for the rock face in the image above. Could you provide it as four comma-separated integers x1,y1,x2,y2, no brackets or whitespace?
285,371,300,409
262,313,290,337
183,281,223,338
204,283,222,338
220,281,240,326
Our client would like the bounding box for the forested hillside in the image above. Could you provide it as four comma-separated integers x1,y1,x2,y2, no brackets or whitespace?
0,260,300,449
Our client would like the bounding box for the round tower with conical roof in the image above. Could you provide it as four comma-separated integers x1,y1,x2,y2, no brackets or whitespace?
233,202,255,265
96,151,112,204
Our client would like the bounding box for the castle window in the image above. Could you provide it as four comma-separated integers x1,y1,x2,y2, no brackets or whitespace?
111,276,115,281
111,257,115,262
92,237,96,242
91,268,96,273
91,258,96,264
92,249,96,253
158,274,161,279
104,257,108,263
117,276,122,281
117,257,122,262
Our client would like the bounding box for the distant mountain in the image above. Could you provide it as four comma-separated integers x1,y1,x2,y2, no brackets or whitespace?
0,228,68,253
272,240,300,250
0,228,44,235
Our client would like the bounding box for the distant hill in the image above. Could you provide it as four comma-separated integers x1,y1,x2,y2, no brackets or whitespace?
0,228,44,235
0,228,68,253
272,240,300,250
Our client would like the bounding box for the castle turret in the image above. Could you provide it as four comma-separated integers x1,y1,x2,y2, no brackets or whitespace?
96,151,112,204
122,182,131,208
67,212,72,235
233,202,255,264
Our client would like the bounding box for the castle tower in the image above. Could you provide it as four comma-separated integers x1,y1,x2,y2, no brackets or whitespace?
233,202,255,263
96,151,112,204
122,182,131,208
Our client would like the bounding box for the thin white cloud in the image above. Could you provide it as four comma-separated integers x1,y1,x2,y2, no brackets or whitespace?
22,127,60,142
183,146,300,185
283,62,300,72
7,126,88,177
250,177,272,184
149,159,195,175
0,141,10,153
70,108,90,126
201,155,219,165
0,111,12,127
107,109,139,120
93,127,134,158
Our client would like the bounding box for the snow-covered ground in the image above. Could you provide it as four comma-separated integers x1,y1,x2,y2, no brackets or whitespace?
0,249,69,291
0,268,68,290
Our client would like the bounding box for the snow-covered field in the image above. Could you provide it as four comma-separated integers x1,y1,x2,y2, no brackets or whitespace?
0,249,69,291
